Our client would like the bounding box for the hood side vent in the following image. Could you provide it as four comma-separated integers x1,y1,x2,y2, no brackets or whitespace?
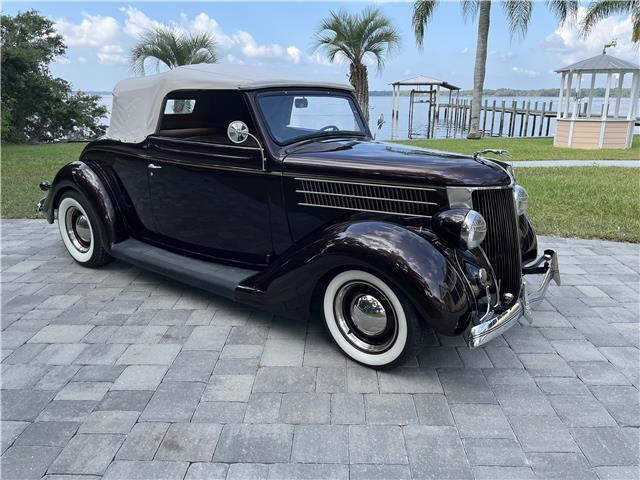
295,177,446,218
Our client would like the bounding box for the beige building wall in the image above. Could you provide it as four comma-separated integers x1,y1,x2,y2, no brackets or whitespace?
554,119,634,149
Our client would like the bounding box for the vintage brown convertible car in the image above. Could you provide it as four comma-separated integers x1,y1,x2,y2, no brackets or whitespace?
38,64,560,368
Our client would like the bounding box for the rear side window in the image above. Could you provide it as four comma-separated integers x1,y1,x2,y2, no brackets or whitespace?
164,99,196,115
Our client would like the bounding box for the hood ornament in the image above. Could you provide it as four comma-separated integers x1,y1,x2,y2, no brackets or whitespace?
473,149,512,161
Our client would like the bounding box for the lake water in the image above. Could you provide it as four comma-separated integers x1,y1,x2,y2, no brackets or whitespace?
98,94,638,141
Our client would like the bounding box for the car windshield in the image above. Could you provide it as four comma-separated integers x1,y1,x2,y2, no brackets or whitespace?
256,91,368,145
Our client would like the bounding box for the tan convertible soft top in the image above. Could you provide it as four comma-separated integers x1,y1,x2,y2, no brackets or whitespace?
105,64,353,144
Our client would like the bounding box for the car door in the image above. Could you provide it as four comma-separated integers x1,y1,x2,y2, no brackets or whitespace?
146,136,274,265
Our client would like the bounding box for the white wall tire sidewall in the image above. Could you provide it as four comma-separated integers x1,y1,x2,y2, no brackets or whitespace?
323,270,408,366
58,197,95,263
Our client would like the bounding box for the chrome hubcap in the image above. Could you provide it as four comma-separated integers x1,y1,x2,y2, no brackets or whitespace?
65,206,91,253
350,294,387,336
334,281,398,354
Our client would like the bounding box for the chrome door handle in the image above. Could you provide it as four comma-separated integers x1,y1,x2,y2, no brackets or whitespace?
148,163,162,169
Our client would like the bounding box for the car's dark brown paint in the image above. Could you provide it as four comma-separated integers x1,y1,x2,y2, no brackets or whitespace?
43,87,537,337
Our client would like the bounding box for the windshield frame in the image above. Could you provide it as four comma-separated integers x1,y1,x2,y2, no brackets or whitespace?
253,88,371,146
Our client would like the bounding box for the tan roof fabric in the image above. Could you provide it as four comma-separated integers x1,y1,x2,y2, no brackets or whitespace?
106,64,353,143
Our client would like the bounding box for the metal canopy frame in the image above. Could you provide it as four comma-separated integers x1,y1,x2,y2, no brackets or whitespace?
390,76,461,139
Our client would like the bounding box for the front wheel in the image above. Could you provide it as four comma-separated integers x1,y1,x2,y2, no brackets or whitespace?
322,270,424,368
57,191,112,268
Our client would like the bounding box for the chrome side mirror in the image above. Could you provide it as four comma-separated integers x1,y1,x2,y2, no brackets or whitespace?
226,120,268,171
227,120,250,144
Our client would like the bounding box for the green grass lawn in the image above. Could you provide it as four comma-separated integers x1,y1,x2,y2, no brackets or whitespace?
517,167,639,243
1,142,86,219
398,135,640,161
2,143,639,242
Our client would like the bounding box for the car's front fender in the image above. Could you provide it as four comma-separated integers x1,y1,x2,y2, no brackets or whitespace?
237,220,474,335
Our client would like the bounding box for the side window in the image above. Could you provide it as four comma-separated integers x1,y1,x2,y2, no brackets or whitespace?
164,99,196,115
156,90,255,145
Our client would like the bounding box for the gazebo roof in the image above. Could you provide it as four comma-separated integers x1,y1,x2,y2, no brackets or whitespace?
555,53,640,73
391,75,460,90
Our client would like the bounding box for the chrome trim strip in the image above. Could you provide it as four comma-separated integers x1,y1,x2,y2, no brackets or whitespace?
294,177,438,192
298,203,432,218
295,189,437,206
150,135,264,152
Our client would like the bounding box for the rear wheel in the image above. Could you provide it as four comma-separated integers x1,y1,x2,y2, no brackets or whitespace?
322,270,424,368
57,191,112,268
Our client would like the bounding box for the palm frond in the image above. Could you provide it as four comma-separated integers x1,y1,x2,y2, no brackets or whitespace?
502,0,534,39
461,0,480,21
412,0,439,48
545,0,578,23
582,0,639,43
313,7,399,70
129,27,218,75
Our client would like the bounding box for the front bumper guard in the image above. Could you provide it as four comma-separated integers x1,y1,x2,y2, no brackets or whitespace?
465,249,560,348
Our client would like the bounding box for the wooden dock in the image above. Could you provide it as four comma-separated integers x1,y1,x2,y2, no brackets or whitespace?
416,98,558,138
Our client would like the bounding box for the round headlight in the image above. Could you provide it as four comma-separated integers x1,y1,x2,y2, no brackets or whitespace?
461,210,487,249
514,185,528,216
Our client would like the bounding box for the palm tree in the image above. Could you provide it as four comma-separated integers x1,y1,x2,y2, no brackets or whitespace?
130,27,218,75
582,0,640,43
413,0,577,139
314,8,401,122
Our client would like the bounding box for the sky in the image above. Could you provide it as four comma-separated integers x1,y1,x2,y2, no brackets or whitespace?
3,1,638,93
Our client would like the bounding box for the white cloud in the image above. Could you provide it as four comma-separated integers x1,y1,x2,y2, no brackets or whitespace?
121,6,164,38
512,66,541,78
54,13,119,47
543,7,637,65
78,57,87,64
460,47,469,54
234,31,284,59
56,7,334,72
189,13,235,50
55,56,71,65
97,44,128,65
286,46,302,64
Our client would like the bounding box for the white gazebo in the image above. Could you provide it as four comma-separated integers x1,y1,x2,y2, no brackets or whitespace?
554,47,640,149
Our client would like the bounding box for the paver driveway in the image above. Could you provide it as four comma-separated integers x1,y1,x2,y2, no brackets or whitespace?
1,219,639,479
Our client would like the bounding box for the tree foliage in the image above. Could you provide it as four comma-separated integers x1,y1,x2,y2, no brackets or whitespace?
1,10,108,143
314,8,400,122
130,27,218,75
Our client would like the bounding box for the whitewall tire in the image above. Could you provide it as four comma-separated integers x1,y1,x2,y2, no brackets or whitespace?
57,191,112,268
322,270,422,368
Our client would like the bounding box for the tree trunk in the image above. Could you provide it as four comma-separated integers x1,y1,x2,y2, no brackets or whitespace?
468,0,491,139
350,62,370,123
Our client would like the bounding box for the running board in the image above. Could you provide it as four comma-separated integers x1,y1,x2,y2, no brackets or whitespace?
109,239,259,300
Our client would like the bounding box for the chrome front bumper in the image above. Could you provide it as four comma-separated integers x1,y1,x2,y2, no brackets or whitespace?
465,249,560,348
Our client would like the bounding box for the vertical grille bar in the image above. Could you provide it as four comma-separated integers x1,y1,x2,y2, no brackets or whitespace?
472,188,521,304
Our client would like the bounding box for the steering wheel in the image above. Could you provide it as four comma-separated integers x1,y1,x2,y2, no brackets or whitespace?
319,125,340,132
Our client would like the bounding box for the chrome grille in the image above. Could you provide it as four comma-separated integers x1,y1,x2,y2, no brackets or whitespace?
472,188,521,303
296,178,442,218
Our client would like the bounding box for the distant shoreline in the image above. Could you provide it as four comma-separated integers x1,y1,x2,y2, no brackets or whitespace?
83,88,632,98
369,88,632,97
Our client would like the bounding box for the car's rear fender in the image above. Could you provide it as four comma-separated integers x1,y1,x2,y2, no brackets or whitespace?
237,220,474,335
43,161,123,249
